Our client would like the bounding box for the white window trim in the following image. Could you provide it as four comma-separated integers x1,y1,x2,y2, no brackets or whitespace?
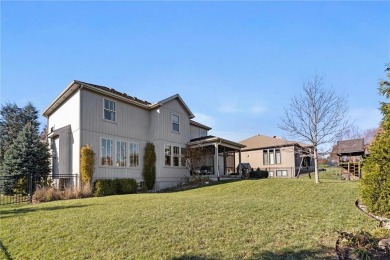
115,140,127,167
171,114,180,133
129,142,140,168
100,137,114,167
164,144,172,166
164,144,186,168
103,98,116,122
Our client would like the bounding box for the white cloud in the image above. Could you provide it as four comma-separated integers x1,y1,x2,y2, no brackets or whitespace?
193,112,216,128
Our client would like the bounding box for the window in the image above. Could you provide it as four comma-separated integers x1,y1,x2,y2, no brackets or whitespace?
269,150,275,164
116,141,127,167
130,143,139,167
101,138,113,166
263,150,268,165
104,99,116,121
165,145,171,166
269,171,274,177
276,170,288,177
173,146,180,166
275,149,281,164
181,147,186,167
172,114,179,132
200,128,207,137
263,148,281,165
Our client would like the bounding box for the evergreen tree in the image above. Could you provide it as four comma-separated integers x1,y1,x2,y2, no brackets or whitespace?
2,123,50,194
0,102,41,166
142,142,156,190
361,64,390,216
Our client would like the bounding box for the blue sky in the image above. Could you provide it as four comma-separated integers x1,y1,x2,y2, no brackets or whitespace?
1,1,389,143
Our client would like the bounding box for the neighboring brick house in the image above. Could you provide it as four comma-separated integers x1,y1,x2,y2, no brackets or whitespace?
236,135,314,178
43,80,244,190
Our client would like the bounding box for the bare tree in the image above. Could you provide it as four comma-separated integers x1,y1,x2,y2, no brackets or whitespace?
182,144,214,181
362,127,378,145
279,75,350,184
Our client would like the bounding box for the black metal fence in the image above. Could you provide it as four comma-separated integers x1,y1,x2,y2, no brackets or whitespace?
0,173,78,205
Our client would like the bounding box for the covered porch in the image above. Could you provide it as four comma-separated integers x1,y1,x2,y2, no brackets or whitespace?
187,136,246,180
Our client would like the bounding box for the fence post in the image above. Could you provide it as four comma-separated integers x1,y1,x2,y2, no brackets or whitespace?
29,172,33,203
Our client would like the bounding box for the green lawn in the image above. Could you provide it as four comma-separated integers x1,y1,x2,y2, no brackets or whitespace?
0,170,376,259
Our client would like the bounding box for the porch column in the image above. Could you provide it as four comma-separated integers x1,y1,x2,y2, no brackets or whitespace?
238,149,242,177
214,143,220,181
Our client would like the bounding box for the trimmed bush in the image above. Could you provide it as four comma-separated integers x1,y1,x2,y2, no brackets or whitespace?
142,142,156,190
80,144,95,185
94,178,137,197
249,170,269,179
94,179,116,197
114,179,137,194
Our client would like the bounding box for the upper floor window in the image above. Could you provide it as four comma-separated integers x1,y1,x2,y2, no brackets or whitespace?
263,148,281,165
172,114,179,132
200,128,207,137
104,99,116,121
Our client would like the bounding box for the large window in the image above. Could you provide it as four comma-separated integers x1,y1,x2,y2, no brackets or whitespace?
130,143,139,167
172,114,179,132
101,138,113,166
173,146,180,166
181,147,186,167
165,145,171,166
263,148,281,165
116,141,127,167
104,99,116,121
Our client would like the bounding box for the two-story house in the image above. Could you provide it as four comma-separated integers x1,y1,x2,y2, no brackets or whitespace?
43,80,244,190
237,134,314,178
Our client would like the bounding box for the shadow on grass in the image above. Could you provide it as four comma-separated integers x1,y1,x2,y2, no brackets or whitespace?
159,179,242,193
0,239,12,260
171,245,336,260
0,204,93,219
255,246,336,260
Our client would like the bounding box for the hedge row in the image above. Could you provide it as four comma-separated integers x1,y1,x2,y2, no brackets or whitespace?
249,170,269,179
94,178,137,197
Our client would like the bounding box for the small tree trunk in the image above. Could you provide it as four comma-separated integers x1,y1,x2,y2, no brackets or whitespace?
314,148,320,184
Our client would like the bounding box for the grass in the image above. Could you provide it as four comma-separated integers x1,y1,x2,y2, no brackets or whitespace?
0,169,377,259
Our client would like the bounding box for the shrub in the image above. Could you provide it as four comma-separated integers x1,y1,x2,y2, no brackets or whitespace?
32,184,92,203
94,179,116,197
80,144,95,185
94,179,137,196
249,170,269,179
114,179,137,194
142,142,156,190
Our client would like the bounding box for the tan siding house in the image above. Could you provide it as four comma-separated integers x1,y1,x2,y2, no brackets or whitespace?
237,135,314,178
43,80,243,190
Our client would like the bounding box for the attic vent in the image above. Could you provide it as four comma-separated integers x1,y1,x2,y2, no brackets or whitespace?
273,136,277,138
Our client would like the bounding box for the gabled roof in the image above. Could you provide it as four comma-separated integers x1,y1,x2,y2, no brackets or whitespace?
336,139,365,155
43,80,194,119
190,120,212,130
239,134,312,151
155,94,194,119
